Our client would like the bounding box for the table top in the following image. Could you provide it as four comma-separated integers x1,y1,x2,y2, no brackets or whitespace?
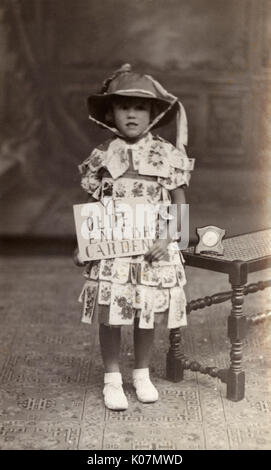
182,229,271,275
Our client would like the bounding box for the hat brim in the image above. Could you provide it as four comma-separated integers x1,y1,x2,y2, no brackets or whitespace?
87,92,179,129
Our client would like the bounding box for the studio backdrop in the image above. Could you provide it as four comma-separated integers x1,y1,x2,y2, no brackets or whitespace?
0,0,270,239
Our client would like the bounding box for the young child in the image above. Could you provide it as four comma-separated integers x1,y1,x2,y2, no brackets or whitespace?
74,64,194,411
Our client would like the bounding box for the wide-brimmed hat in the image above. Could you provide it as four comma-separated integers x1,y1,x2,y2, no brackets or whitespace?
87,64,188,148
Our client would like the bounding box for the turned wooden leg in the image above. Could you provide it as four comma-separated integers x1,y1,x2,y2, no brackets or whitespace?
166,327,185,382
227,262,247,401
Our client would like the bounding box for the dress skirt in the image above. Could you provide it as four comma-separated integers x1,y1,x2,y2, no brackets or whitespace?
78,247,187,330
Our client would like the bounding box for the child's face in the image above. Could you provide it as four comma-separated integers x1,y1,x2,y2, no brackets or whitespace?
112,97,151,140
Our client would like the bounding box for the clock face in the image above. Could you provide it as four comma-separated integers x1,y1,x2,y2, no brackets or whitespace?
201,230,219,247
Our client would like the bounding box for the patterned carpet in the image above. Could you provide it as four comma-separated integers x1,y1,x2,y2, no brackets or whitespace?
0,256,271,450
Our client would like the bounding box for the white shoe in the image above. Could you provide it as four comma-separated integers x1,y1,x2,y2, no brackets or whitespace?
103,372,128,411
133,368,159,403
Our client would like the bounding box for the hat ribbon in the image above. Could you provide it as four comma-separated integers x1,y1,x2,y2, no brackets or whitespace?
145,75,188,148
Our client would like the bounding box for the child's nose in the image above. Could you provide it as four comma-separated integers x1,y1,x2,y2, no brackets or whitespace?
127,107,136,117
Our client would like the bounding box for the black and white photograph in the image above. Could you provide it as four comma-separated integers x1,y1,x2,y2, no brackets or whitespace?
0,0,271,455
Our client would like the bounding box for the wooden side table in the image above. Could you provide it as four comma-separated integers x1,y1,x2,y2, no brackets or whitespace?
166,229,271,401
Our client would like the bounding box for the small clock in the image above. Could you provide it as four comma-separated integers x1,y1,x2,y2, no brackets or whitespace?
195,225,225,255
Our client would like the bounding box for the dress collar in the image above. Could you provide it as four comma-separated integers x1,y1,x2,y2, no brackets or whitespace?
105,133,151,179
105,132,170,180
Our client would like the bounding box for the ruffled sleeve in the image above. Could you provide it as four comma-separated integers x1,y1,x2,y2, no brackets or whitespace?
78,145,106,199
158,141,195,190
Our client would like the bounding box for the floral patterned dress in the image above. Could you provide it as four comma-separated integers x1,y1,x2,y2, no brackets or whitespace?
77,132,194,329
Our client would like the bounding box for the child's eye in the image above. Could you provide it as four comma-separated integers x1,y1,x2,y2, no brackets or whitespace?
114,104,127,111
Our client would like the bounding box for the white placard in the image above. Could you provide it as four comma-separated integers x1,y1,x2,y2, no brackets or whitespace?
73,197,157,261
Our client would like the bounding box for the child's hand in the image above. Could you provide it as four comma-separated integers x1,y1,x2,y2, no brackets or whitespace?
73,247,86,267
144,239,170,263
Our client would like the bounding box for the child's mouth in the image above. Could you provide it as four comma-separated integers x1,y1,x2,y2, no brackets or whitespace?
126,123,138,128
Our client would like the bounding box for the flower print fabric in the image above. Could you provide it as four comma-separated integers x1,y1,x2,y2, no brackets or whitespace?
78,133,194,196
109,283,135,325
77,132,194,329
98,281,111,305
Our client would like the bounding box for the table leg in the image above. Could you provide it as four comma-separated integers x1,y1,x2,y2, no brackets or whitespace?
227,262,247,401
166,327,185,382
